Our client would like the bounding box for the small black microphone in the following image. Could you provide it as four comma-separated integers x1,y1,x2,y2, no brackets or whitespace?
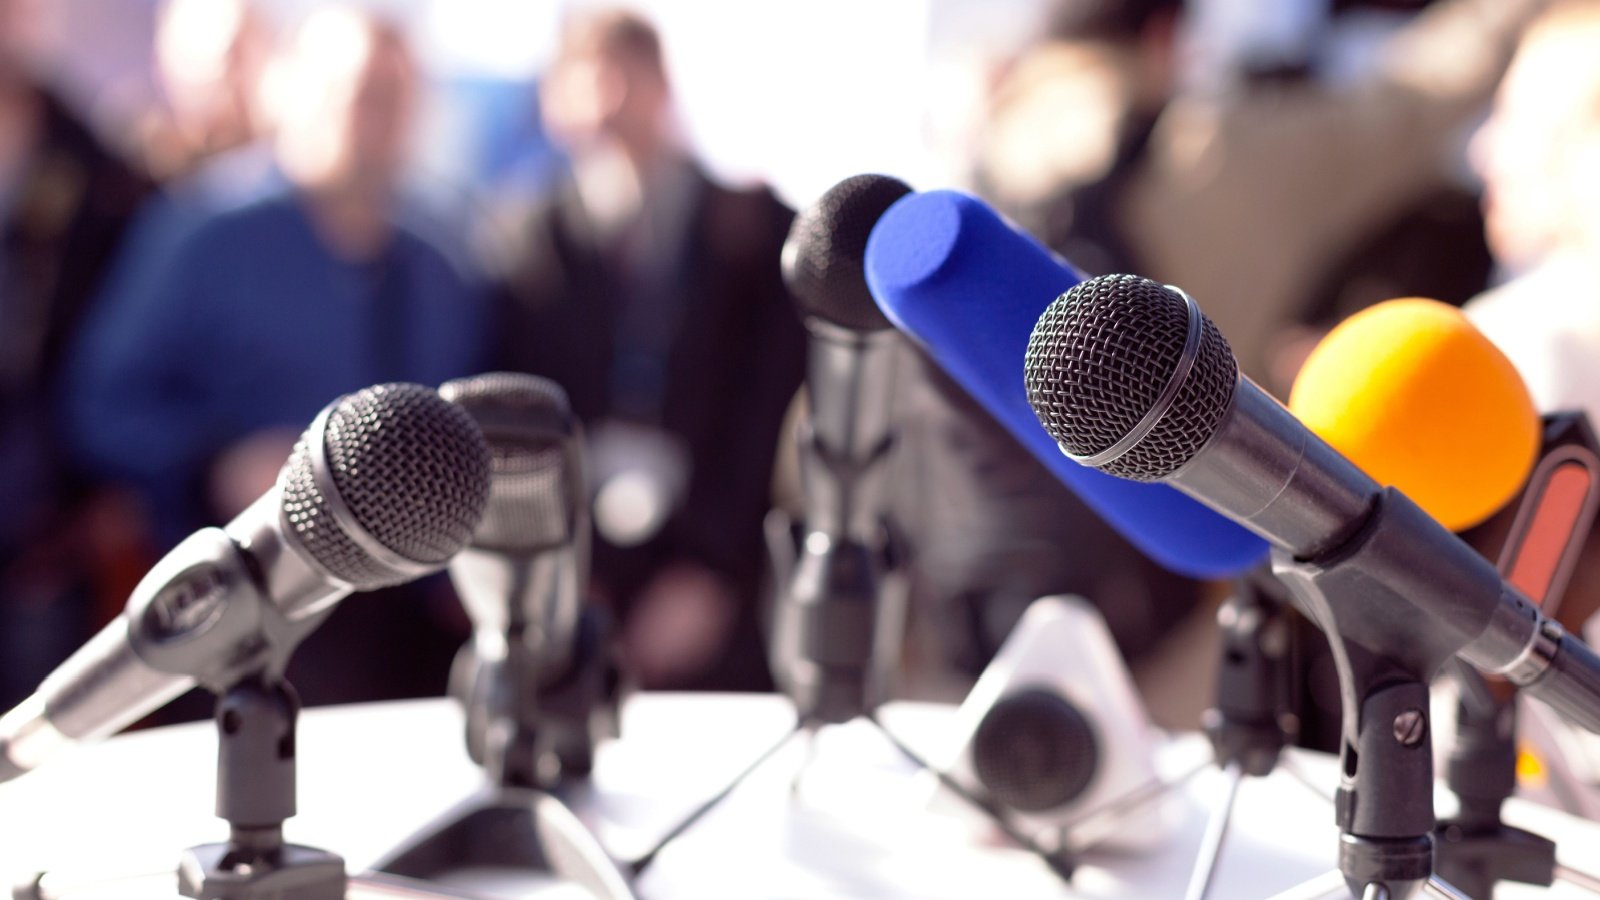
770,173,911,723
0,383,492,782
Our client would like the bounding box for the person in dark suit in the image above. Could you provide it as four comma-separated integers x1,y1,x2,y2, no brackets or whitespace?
0,51,151,709
494,9,805,690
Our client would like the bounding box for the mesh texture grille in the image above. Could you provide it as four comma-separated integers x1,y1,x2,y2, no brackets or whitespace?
281,382,490,587
972,688,1099,813
782,174,911,331
440,373,578,552
1024,274,1237,481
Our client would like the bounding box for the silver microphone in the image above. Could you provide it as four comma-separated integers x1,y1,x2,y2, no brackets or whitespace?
1023,274,1600,734
0,383,492,782
438,373,590,781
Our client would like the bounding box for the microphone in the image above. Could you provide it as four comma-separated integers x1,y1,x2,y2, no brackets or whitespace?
0,383,492,782
863,190,1266,579
1022,274,1600,733
770,173,910,723
1288,297,1540,532
437,372,592,782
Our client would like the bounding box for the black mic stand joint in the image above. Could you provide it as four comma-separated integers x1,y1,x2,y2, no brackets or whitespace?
1184,568,1306,900
1433,670,1555,898
1272,491,1486,899
1272,575,1440,898
178,675,344,900
1205,569,1299,777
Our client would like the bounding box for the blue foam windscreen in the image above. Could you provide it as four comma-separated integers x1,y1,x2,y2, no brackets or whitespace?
865,190,1268,578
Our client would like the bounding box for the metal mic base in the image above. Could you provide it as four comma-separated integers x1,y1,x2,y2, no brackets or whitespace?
178,842,345,900
1435,671,1560,897
372,787,634,900
1433,822,1556,899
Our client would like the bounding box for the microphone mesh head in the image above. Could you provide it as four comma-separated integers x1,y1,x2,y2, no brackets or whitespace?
439,372,579,552
281,383,491,588
1024,274,1237,481
782,174,911,331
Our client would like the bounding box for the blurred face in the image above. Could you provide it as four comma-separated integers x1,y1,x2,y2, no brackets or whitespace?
541,43,620,150
343,33,416,179
539,34,666,155
157,0,271,148
1472,22,1600,270
278,10,416,191
0,0,59,71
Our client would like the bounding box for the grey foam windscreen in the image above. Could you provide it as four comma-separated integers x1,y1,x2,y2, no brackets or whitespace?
782,174,912,332
280,382,491,588
439,372,579,553
1024,274,1237,481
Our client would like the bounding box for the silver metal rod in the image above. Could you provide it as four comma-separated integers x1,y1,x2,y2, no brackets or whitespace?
1281,755,1337,804
1059,756,1211,838
1422,877,1471,899
790,724,820,797
1263,869,1348,900
1558,863,1600,894
1362,884,1390,900
1184,762,1245,900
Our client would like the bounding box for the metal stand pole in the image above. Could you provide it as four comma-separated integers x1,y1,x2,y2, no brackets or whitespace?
177,676,345,899
1184,762,1244,900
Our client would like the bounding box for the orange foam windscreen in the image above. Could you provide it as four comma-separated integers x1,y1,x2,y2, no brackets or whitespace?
1289,298,1539,532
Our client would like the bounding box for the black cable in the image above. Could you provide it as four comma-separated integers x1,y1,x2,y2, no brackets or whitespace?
627,718,806,877
866,712,1076,882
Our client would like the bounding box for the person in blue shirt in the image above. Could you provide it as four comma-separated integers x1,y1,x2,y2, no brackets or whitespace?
64,7,485,546
60,7,485,712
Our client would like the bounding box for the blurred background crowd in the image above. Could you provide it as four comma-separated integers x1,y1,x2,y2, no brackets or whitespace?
0,0,1595,730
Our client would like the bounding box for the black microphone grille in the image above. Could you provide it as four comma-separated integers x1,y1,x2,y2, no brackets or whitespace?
281,382,492,588
1024,274,1236,481
439,372,579,553
782,174,911,332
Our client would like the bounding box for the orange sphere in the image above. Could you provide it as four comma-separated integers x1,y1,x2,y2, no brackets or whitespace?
1288,298,1539,532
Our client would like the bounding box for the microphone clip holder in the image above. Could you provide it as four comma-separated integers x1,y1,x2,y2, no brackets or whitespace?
1272,493,1471,900
1205,568,1299,778
459,603,622,790
178,675,345,900
119,529,346,899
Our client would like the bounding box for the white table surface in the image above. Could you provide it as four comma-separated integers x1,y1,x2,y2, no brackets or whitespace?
1,694,1598,899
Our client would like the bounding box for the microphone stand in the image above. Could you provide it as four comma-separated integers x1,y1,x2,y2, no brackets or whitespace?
621,512,1076,883
372,604,631,898
1434,412,1600,899
179,674,344,899
117,529,350,899
623,410,1079,883
1433,668,1557,898
1266,484,1532,900
1183,567,1331,900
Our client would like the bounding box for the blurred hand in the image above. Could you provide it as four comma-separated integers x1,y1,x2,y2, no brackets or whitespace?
208,428,299,520
620,560,738,688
